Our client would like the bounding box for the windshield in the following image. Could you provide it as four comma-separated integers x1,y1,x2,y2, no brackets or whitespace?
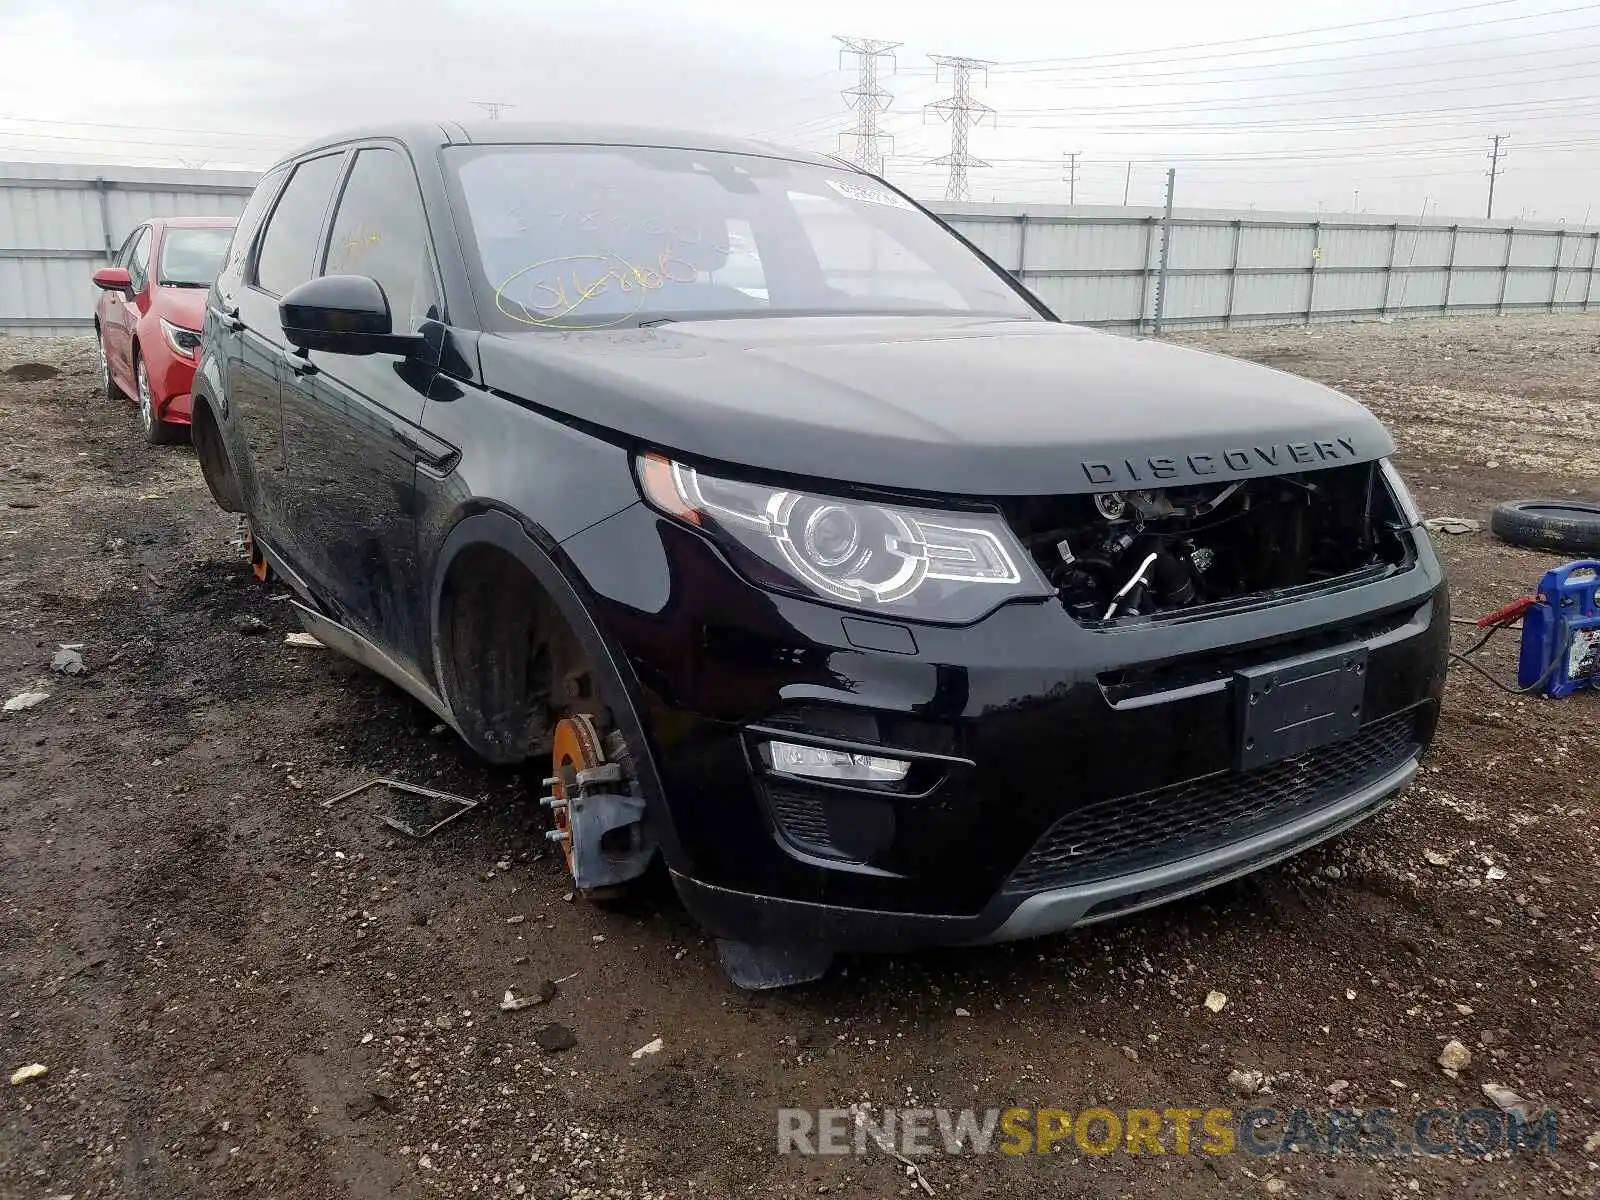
446,145,1040,330
158,226,233,287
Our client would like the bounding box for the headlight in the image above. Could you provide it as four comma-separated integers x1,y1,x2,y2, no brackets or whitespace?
637,453,1051,623
1380,459,1422,527
160,317,201,359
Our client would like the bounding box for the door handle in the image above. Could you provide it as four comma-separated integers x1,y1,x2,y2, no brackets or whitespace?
211,305,245,333
283,350,318,377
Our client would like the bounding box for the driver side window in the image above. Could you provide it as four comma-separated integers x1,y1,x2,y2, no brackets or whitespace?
126,227,152,292
114,227,142,267
323,147,440,331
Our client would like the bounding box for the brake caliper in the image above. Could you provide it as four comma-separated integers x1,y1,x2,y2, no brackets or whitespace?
541,714,655,894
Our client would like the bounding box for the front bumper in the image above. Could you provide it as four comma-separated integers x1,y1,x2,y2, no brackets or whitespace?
561,503,1449,951
146,342,197,424
673,756,1416,949
160,391,194,425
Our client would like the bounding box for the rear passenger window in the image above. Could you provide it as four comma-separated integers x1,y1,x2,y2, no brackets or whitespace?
225,164,288,278
323,148,439,330
254,154,344,297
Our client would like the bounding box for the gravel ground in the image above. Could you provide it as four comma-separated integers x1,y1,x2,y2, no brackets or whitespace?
2,314,1598,1200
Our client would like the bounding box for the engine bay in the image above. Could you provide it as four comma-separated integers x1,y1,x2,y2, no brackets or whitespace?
1004,462,1409,624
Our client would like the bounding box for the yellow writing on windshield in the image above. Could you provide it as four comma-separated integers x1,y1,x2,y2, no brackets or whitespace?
494,249,699,329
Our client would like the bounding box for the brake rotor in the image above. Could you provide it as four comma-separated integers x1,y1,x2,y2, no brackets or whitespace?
243,519,269,582
547,713,605,879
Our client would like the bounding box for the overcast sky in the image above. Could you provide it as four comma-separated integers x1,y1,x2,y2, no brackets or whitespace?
3,0,1599,222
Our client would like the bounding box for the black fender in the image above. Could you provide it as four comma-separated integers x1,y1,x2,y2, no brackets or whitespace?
429,507,685,867
190,353,263,516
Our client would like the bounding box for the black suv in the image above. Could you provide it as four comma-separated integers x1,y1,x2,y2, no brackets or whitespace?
192,122,1447,987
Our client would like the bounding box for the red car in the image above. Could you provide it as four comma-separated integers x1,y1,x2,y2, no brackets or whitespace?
92,216,236,444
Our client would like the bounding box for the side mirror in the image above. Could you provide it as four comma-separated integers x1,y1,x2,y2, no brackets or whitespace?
92,266,133,292
279,275,423,356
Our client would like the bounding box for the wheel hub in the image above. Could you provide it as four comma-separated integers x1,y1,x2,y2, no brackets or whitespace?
137,365,153,429
544,714,605,878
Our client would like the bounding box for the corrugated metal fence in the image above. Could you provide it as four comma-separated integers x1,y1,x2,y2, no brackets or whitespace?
4,161,1597,336
940,201,1600,333
0,162,254,336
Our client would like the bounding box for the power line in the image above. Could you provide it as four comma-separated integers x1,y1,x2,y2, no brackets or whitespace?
920,138,1600,179
960,133,1600,164
748,80,941,147
999,93,1600,133
0,127,299,153
925,55,995,201
976,23,1600,86
898,19,1600,88
0,113,297,141
999,67,1600,119
0,141,265,167
989,39,1600,92
986,1,1599,73
835,36,901,175
1487,133,1511,217
700,69,843,131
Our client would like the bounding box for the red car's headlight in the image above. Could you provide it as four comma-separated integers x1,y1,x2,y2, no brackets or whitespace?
159,317,201,359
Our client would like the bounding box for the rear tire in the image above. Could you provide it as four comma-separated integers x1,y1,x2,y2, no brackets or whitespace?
96,327,121,402
136,353,185,446
1489,499,1600,556
191,399,245,512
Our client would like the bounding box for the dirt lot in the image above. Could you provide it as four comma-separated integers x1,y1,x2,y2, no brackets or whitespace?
2,315,1598,1200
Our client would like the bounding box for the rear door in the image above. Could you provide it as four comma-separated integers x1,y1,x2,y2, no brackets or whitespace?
227,153,346,556
278,144,445,669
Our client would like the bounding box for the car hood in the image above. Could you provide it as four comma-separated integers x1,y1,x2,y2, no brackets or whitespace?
477,315,1394,496
154,286,208,331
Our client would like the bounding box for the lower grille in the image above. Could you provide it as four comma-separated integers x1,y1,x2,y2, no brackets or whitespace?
762,780,897,862
766,783,834,853
1008,709,1422,892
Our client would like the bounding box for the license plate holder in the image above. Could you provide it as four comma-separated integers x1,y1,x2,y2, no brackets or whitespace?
1235,646,1368,770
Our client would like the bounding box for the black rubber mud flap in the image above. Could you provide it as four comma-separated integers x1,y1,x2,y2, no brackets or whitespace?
1489,499,1600,555
716,939,834,990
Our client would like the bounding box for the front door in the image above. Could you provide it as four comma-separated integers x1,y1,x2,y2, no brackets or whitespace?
277,145,445,672
98,225,141,387
108,225,150,393
229,152,347,557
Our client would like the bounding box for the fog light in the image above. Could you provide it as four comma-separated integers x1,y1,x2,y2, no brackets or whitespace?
765,740,910,783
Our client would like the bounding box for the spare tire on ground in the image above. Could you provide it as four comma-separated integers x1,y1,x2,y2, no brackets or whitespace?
1488,499,1600,555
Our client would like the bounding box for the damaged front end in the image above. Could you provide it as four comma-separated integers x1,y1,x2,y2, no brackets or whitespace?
1004,460,1416,624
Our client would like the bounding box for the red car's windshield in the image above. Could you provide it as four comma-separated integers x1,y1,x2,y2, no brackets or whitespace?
445,144,1039,330
159,227,233,287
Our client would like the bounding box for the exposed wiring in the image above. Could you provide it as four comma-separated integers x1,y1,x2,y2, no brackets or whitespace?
1104,552,1160,620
